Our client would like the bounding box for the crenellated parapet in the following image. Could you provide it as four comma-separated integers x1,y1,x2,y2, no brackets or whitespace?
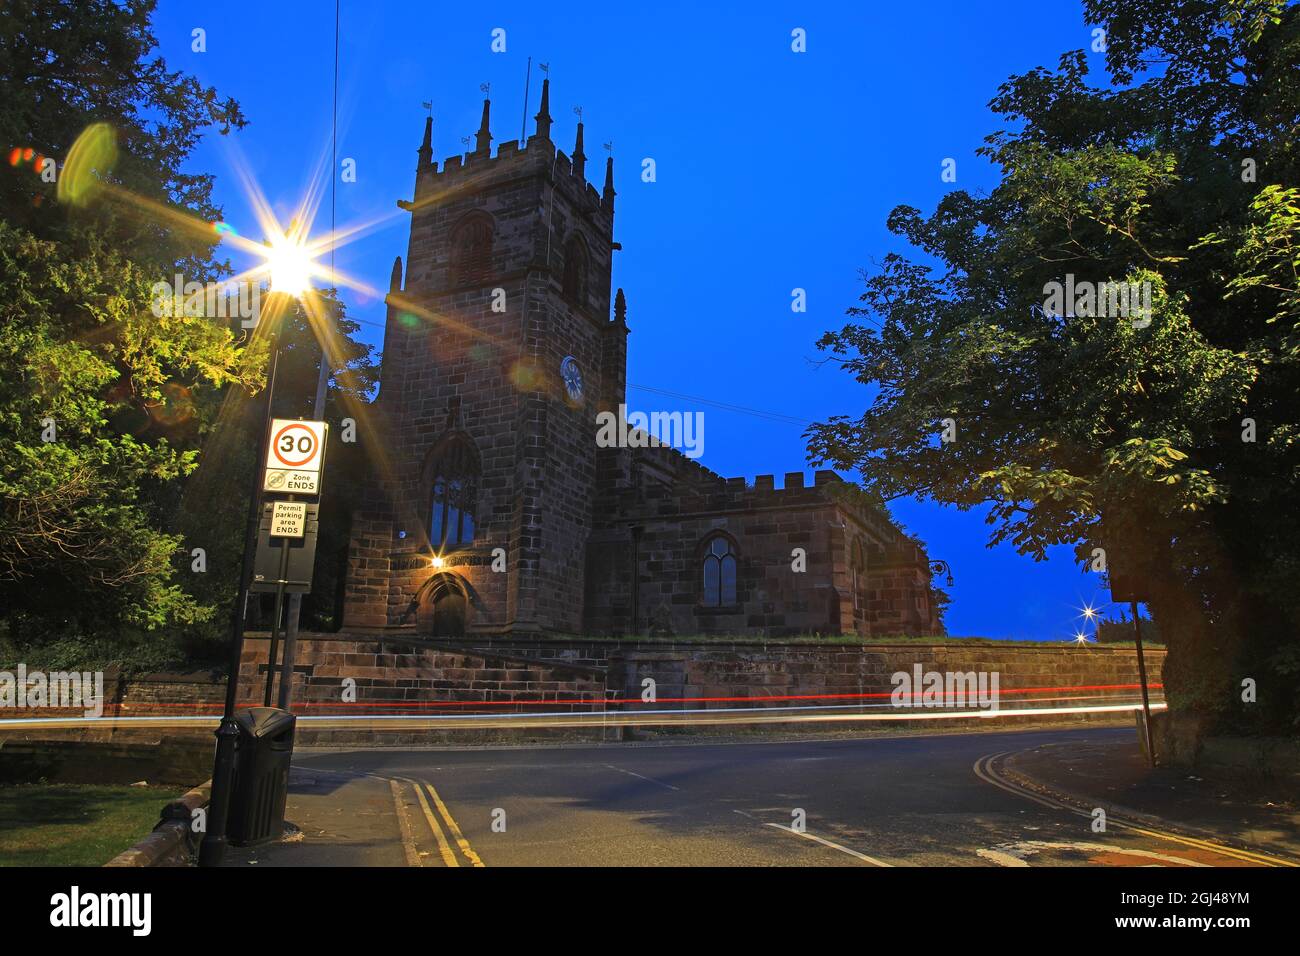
407,84,614,228
594,449,899,541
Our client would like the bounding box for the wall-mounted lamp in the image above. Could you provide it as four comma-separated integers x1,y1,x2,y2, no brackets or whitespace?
929,559,954,588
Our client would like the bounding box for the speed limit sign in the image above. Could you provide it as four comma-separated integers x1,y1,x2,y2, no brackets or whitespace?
263,419,327,494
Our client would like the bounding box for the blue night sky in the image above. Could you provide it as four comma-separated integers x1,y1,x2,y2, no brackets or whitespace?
152,0,1117,640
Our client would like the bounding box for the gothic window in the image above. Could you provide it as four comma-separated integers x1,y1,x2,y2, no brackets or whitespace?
701,534,737,607
449,212,494,286
562,235,589,306
427,434,479,551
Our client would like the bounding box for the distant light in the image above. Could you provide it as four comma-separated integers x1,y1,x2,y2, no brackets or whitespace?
431,556,444,569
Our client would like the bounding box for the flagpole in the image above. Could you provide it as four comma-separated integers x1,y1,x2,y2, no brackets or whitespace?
520,56,531,144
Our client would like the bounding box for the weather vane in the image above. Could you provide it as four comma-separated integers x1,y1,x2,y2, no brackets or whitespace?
539,62,549,75
480,82,490,96
460,135,472,146
421,100,432,118
602,140,613,156
573,105,583,121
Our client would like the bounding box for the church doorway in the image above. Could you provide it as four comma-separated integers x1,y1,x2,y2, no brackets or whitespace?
431,589,466,637
419,573,470,637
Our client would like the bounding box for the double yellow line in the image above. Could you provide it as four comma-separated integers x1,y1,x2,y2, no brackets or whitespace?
400,776,484,868
974,751,1297,868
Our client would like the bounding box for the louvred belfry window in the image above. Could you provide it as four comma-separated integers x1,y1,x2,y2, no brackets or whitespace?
449,213,493,286
562,235,589,306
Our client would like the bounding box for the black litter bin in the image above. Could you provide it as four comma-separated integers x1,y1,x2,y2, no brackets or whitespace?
229,706,296,846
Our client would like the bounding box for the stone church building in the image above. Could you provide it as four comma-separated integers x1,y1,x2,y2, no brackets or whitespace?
342,85,942,639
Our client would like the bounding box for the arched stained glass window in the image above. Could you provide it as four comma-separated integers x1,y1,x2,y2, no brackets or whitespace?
701,534,737,607
427,435,478,550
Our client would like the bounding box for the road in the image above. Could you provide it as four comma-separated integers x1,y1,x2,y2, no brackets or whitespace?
231,726,1290,867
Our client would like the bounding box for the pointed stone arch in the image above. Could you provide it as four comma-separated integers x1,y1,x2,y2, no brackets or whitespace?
415,572,476,637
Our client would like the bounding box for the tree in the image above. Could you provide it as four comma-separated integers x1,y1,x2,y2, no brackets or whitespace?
808,0,1300,732
0,0,252,641
172,290,378,650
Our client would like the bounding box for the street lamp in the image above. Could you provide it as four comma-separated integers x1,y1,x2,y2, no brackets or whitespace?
266,232,313,297
199,273,312,868
1076,602,1100,644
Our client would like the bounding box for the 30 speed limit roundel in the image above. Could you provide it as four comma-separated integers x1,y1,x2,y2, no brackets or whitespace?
272,423,318,467
264,419,327,473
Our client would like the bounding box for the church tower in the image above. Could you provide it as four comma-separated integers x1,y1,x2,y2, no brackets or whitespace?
343,82,626,635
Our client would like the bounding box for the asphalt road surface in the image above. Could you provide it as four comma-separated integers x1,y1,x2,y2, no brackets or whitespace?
240,726,1285,867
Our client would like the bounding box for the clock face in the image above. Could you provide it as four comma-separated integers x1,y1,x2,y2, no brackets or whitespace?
561,355,584,402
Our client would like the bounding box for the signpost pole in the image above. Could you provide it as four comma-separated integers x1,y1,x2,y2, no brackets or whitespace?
1105,549,1159,772
263,536,291,707
1131,600,1156,767
257,423,326,710
280,340,332,710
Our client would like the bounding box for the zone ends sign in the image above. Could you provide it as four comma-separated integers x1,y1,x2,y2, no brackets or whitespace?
263,419,327,495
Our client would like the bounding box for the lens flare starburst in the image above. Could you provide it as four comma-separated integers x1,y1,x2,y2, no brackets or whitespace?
263,229,316,297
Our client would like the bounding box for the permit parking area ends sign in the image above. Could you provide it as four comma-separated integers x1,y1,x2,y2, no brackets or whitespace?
270,501,308,538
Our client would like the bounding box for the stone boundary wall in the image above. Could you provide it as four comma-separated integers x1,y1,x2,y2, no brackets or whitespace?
451,635,1163,693
233,634,1164,714
83,635,1165,717
235,636,607,712
112,671,226,710
0,736,212,786
607,643,1164,710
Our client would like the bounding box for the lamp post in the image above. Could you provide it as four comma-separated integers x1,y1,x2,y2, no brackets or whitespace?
198,312,282,868
277,302,334,709
200,238,313,866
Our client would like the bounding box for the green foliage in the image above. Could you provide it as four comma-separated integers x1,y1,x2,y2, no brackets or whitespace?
1,1,379,661
0,1,253,642
809,0,1300,732
0,631,187,675
1095,612,1159,644
1199,184,1300,332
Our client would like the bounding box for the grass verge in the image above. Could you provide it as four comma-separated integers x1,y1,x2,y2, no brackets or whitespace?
0,782,173,866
